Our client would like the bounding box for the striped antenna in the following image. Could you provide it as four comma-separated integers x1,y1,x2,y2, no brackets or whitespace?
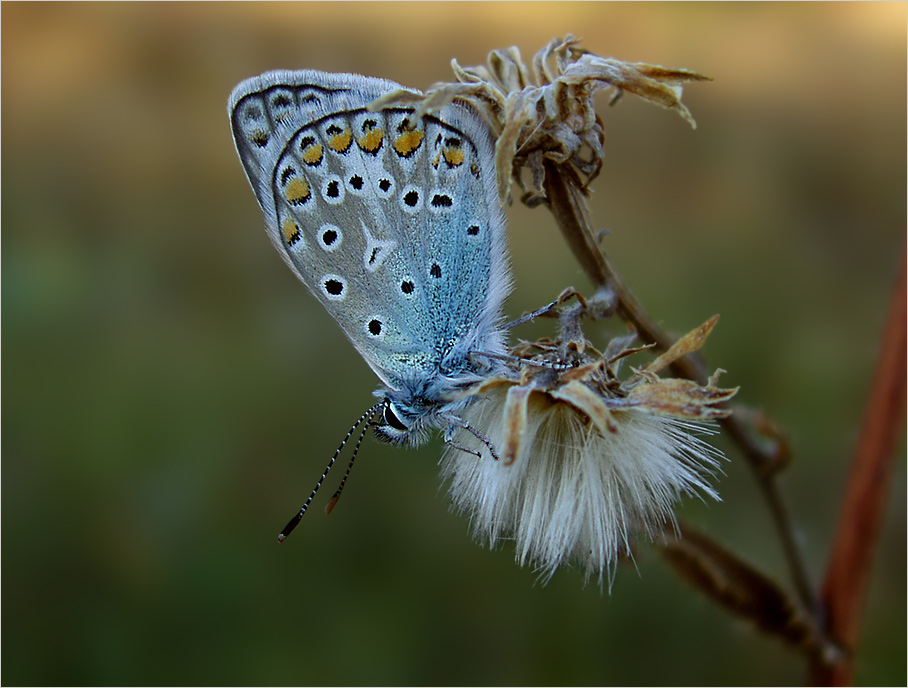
277,401,382,543
324,413,373,514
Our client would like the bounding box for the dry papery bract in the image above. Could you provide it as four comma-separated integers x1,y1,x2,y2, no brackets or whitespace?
369,35,711,204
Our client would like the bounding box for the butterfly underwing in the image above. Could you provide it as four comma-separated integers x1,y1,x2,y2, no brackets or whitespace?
228,70,511,446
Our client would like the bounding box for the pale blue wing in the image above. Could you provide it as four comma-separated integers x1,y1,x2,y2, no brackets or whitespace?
229,71,510,392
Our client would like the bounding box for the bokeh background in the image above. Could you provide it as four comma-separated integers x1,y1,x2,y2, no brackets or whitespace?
3,2,905,685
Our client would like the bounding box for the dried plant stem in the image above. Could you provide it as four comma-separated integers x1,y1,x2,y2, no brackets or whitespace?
541,159,823,638
808,247,906,686
427,38,898,675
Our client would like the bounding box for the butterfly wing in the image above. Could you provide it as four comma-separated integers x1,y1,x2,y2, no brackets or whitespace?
229,70,510,392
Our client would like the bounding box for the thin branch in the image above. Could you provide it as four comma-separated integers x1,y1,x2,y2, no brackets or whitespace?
808,246,906,685
541,158,822,631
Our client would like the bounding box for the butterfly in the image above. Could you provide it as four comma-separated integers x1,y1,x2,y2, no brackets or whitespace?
228,70,512,538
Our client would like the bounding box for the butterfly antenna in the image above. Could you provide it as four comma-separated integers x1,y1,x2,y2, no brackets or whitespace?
277,402,383,543
324,406,377,514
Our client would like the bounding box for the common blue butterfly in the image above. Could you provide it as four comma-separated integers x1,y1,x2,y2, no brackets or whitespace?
228,70,511,537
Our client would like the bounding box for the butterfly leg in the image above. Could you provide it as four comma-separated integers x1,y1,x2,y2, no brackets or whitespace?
504,286,596,329
505,298,561,330
443,436,483,460
441,415,500,461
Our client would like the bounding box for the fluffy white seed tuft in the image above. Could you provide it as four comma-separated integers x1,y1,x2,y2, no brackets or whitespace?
441,384,724,586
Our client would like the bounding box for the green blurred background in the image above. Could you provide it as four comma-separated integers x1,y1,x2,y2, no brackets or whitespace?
3,2,905,685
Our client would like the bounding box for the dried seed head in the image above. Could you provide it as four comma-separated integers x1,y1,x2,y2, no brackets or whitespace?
369,35,711,204
441,312,737,586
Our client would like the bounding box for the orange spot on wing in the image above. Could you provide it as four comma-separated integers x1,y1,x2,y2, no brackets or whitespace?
393,130,423,157
443,147,465,167
281,218,302,246
301,143,323,166
327,129,352,153
284,177,310,204
357,128,384,153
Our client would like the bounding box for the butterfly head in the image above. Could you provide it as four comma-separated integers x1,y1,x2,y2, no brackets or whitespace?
372,394,436,447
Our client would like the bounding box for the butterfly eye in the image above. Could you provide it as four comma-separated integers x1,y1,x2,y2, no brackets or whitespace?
383,403,409,432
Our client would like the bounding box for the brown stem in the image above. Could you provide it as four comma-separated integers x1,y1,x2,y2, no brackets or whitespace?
808,246,906,686
541,158,822,634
